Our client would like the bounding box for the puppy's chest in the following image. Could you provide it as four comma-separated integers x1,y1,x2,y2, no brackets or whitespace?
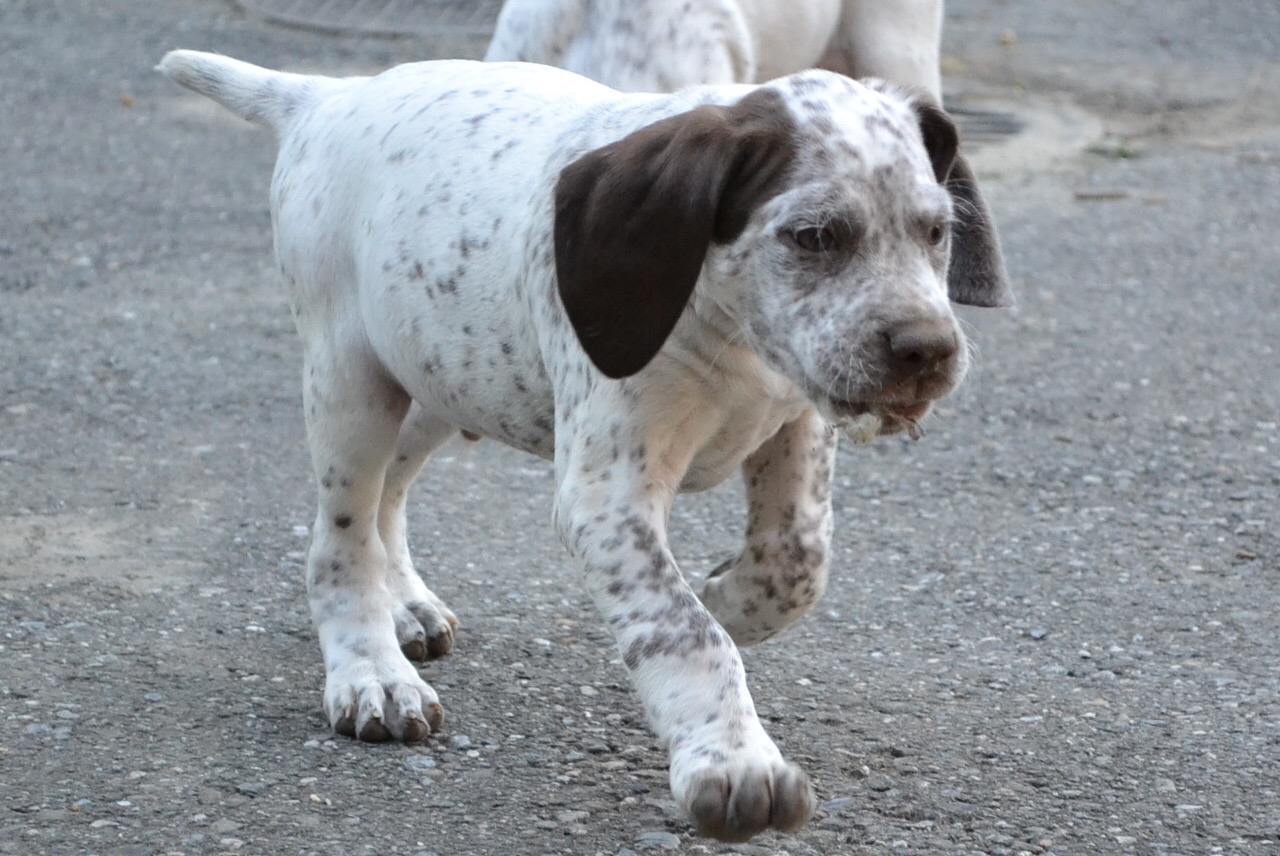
680,401,808,491
644,357,813,493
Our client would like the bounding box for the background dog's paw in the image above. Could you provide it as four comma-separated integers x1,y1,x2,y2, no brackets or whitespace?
673,752,815,841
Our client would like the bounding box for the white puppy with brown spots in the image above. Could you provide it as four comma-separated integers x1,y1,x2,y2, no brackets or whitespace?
160,50,1007,841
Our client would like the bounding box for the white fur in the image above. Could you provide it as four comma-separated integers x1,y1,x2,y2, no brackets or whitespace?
159,50,967,841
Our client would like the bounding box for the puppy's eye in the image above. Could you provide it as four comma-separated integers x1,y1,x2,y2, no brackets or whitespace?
793,226,836,253
927,221,948,246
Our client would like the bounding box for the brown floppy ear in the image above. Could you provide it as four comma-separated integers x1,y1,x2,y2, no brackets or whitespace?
910,97,959,184
908,96,1014,308
554,91,794,379
942,153,1013,306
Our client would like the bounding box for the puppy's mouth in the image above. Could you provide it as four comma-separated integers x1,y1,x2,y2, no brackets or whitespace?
825,398,933,442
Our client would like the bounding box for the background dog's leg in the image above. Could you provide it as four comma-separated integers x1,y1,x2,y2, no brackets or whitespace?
700,409,836,646
303,350,442,742
378,402,461,663
826,0,944,96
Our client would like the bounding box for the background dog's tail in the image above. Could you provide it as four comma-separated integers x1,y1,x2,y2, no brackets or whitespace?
158,50,328,135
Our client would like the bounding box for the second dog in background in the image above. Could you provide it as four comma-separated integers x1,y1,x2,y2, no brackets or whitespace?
486,0,1011,307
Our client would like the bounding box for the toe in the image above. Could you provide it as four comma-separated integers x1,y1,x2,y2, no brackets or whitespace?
425,622,454,658
357,716,392,742
768,764,815,832
405,600,456,659
333,711,357,738
401,638,429,662
425,702,445,732
687,774,767,842
393,605,431,662
388,684,437,742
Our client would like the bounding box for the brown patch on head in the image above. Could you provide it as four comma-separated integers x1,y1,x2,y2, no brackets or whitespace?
942,153,1013,307
554,89,797,379
907,97,958,183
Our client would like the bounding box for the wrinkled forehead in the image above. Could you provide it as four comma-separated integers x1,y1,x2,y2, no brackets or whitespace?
767,71,933,181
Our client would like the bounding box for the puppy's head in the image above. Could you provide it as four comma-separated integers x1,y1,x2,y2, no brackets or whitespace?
553,72,1003,428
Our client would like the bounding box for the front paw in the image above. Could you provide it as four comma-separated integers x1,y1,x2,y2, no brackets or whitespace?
700,560,780,647
670,742,816,841
700,550,826,647
321,627,444,742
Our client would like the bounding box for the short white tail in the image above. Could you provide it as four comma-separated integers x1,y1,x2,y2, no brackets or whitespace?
158,50,320,134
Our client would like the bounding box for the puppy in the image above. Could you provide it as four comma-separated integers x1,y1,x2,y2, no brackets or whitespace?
161,50,1003,840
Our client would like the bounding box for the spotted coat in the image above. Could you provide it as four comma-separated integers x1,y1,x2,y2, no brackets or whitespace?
160,51,1002,842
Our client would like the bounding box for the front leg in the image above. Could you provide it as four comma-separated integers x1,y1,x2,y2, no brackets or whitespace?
554,410,815,841
701,409,836,646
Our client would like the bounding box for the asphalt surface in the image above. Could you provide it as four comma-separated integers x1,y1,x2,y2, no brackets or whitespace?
2,1,1278,854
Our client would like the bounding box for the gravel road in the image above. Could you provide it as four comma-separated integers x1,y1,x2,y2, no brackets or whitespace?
2,1,1277,854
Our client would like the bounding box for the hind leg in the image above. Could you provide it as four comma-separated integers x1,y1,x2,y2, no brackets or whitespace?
303,350,442,742
379,402,461,662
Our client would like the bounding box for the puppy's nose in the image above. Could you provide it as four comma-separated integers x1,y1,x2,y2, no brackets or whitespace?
884,316,958,383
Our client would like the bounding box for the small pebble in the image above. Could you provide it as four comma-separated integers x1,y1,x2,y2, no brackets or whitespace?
447,734,473,750
866,776,894,792
819,796,857,814
1026,628,1049,640
634,830,681,851
404,756,437,773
